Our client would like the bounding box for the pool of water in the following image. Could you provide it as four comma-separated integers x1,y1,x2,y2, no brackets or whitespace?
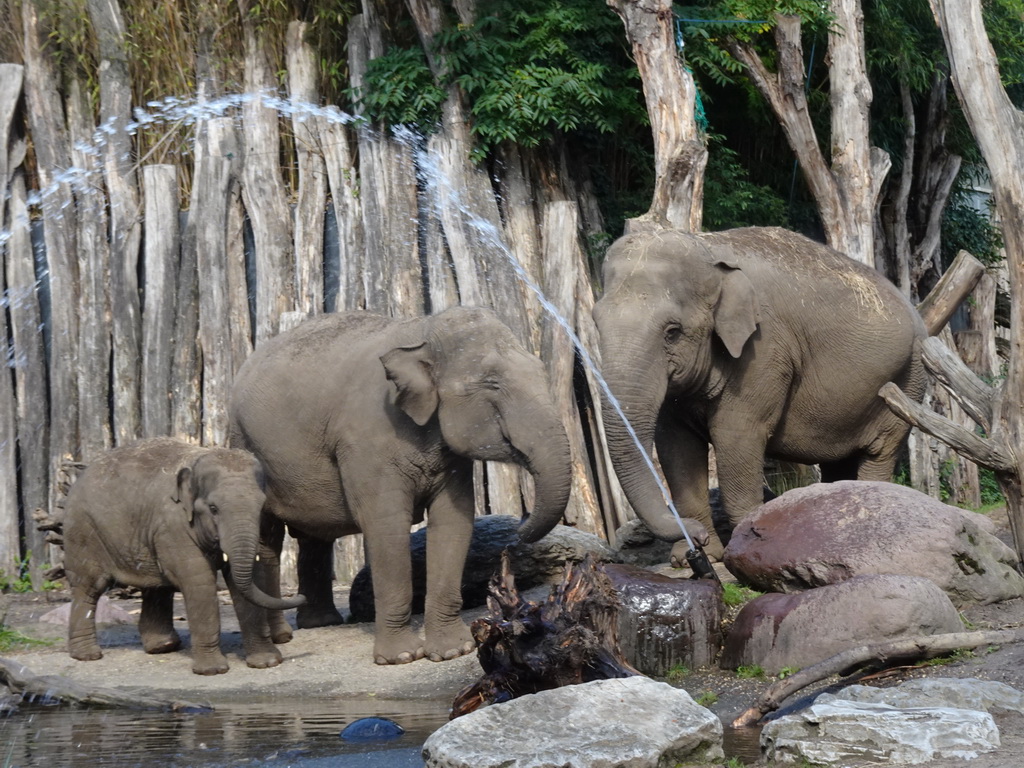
0,697,449,767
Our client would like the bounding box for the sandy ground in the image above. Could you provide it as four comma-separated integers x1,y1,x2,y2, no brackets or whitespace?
4,516,1024,767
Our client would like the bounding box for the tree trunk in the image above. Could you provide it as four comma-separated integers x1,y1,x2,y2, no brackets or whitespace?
23,1,80,516
885,0,1024,565
87,0,143,445
67,77,112,460
606,0,706,233
240,5,296,343
287,20,326,317
141,165,180,438
728,8,889,265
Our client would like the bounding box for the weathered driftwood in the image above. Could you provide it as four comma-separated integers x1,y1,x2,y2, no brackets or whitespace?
450,553,639,719
0,656,211,713
141,164,180,439
917,249,987,336
88,0,143,446
732,628,1024,728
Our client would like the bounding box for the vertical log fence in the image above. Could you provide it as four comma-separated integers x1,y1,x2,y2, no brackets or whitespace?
0,12,632,588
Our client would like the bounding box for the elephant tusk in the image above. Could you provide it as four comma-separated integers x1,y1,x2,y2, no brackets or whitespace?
223,553,229,563
255,554,260,562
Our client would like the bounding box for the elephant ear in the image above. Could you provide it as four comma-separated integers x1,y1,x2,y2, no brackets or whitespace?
380,343,439,426
713,261,760,359
173,467,196,523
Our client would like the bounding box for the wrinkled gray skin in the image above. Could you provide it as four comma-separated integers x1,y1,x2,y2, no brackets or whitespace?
229,306,572,665
63,438,304,675
593,227,927,560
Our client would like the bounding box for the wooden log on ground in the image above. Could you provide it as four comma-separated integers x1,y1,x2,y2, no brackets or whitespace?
450,552,640,718
0,657,211,713
732,628,1024,727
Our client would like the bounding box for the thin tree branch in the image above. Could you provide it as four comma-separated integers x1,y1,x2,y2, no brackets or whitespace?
879,382,1013,471
732,628,1024,727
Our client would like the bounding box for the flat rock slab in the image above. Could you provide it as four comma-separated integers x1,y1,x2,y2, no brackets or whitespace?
821,677,1024,716
721,574,963,674
602,563,723,674
724,480,1024,605
762,699,1000,765
422,676,724,768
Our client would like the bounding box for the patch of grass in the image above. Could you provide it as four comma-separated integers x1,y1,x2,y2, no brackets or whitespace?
916,648,975,667
777,666,800,679
724,757,747,768
0,624,52,652
735,664,766,680
960,612,977,630
665,663,690,683
695,689,718,707
722,582,762,608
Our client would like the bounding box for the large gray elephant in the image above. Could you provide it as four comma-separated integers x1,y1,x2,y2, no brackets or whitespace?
228,306,572,665
593,227,927,560
62,438,304,675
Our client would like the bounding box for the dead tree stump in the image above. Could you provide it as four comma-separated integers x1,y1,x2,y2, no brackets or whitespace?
450,552,640,718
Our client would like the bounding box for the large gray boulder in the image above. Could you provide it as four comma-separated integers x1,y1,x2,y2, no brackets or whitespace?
762,677,1018,765
724,480,1024,605
602,564,724,674
422,676,723,768
349,515,619,621
721,574,963,674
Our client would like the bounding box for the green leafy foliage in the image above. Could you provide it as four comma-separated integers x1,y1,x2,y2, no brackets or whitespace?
703,138,790,230
735,664,766,679
357,46,447,127
942,191,1005,268
0,554,60,594
696,689,719,706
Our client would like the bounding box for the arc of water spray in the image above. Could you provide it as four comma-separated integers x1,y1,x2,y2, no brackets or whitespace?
398,126,697,552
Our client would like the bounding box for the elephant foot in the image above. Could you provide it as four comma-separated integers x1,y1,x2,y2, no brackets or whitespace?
296,604,345,629
270,619,293,645
70,643,103,662
142,631,182,655
670,537,725,568
245,647,284,669
425,621,475,662
373,629,426,665
192,652,230,675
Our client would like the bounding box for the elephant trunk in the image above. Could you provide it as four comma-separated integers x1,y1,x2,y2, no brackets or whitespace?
600,354,688,542
507,404,573,544
226,530,305,610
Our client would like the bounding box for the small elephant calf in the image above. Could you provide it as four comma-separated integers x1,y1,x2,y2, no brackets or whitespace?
62,438,304,675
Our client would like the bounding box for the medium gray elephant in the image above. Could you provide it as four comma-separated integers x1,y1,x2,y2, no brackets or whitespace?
229,306,572,665
593,227,927,560
63,438,305,675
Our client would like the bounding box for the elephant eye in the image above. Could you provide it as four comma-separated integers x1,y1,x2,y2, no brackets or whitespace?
479,377,501,391
664,324,683,344
208,503,219,515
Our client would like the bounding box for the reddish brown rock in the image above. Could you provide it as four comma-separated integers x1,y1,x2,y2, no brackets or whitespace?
721,574,963,674
723,481,1024,605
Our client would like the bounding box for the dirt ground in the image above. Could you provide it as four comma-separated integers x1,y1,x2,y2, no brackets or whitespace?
4,511,1024,767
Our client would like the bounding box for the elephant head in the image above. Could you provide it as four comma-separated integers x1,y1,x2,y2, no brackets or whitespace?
175,449,305,610
380,306,572,542
592,231,759,541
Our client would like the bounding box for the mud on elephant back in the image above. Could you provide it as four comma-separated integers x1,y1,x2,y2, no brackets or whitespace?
228,306,573,665
61,438,304,675
593,226,927,560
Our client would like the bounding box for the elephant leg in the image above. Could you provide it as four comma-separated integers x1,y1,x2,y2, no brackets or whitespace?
258,515,295,643
295,535,345,629
225,573,283,670
657,422,719,558
67,572,113,661
139,587,181,654
166,559,229,675
712,419,771,541
423,463,475,662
